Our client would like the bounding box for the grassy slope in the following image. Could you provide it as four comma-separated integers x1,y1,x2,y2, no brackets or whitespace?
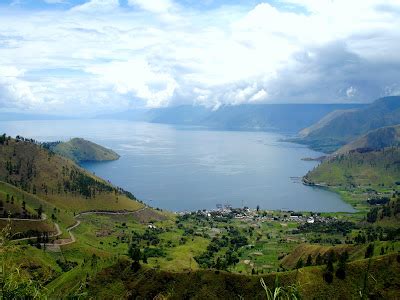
88,253,400,299
305,147,400,190
0,139,143,215
51,138,120,163
280,242,400,269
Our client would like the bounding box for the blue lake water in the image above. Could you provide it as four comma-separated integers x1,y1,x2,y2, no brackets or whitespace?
0,119,355,212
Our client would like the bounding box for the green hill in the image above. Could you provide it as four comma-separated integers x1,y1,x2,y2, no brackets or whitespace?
0,136,141,213
304,147,400,190
335,125,400,155
87,254,400,299
296,96,400,152
43,138,120,163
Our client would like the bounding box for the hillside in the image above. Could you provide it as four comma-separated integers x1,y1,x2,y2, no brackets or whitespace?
335,125,400,155
304,147,400,190
299,109,358,137
296,96,400,152
88,254,400,299
0,135,142,212
43,138,120,163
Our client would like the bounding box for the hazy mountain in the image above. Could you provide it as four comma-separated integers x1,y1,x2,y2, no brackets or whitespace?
98,103,365,133
197,104,365,132
0,112,74,121
296,96,400,152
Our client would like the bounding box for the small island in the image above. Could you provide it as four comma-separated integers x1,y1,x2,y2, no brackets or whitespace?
43,137,120,163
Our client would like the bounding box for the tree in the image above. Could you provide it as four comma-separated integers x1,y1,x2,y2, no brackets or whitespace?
323,251,335,283
37,205,43,219
142,253,148,264
365,243,374,258
128,244,141,262
91,254,98,269
295,258,303,269
128,244,142,271
336,251,348,279
315,253,323,265
306,254,312,266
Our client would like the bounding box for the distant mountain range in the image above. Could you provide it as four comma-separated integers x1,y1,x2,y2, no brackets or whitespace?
0,112,76,121
97,103,365,133
295,96,400,152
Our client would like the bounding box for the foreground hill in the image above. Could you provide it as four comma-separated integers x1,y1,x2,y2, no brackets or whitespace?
335,125,400,155
296,96,400,152
0,135,141,212
88,254,400,299
304,147,400,190
43,137,120,163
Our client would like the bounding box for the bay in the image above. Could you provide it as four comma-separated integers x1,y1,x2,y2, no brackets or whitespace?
0,119,355,212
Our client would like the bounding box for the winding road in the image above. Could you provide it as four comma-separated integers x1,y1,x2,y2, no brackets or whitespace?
8,206,148,247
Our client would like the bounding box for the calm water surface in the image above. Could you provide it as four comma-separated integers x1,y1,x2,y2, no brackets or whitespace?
0,119,355,212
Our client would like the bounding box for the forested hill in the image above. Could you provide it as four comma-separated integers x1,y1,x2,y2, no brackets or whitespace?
0,135,142,212
42,137,120,163
304,147,400,189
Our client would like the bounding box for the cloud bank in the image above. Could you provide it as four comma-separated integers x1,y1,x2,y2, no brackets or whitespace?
0,0,400,115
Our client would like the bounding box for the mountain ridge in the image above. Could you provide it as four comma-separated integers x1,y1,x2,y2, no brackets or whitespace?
95,103,366,133
297,96,400,152
335,125,400,155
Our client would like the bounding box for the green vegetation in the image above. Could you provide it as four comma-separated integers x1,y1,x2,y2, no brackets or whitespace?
0,133,399,298
87,253,400,299
0,137,142,212
42,137,120,163
305,147,400,195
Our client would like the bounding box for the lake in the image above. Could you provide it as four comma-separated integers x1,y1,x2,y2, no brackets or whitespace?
0,119,355,212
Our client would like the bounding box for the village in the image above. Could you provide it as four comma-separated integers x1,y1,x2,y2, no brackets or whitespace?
176,204,337,226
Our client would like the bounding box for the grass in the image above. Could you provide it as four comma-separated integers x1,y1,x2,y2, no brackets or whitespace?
87,253,400,299
1,138,399,298
306,148,400,190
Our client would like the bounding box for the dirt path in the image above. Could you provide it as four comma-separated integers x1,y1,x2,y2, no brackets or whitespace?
9,207,147,246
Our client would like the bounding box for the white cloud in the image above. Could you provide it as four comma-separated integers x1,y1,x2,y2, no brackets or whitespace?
128,0,174,13
346,86,357,98
86,59,178,107
0,0,400,114
250,89,268,102
0,66,39,110
71,0,119,12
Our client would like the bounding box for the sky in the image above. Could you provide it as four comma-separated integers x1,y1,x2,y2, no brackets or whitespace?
0,0,400,115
